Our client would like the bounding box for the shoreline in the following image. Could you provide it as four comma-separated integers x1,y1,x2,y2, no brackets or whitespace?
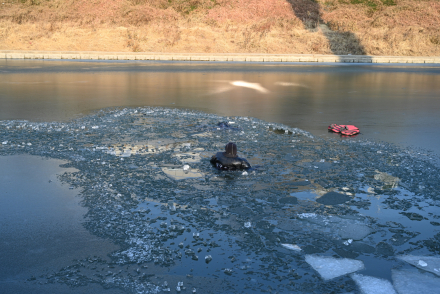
1,50,440,64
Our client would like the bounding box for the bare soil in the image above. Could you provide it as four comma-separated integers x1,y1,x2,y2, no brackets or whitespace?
0,0,439,56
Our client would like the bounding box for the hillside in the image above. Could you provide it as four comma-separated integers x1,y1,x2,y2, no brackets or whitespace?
1,0,439,56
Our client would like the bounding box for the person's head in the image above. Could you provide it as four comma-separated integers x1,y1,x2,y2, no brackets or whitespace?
224,142,237,157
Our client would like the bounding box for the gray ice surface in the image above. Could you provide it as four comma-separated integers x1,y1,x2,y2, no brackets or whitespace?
297,213,373,240
397,255,440,276
305,255,365,280
161,167,204,180
351,273,397,294
392,269,440,294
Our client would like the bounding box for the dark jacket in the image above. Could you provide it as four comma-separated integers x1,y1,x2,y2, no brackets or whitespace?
210,152,251,170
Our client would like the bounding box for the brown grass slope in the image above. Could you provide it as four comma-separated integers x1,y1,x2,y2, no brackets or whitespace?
0,0,439,56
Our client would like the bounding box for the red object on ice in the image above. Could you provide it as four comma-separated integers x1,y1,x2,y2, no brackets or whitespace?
328,124,360,136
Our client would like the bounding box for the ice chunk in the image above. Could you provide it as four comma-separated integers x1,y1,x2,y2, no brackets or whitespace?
244,222,252,228
305,255,364,280
351,273,397,294
397,255,440,276
281,244,301,251
392,269,440,294
374,170,399,189
337,222,372,240
205,255,212,264
224,268,233,275
121,150,131,157
174,152,201,163
161,167,204,181
419,260,428,267
344,239,353,246
297,213,317,219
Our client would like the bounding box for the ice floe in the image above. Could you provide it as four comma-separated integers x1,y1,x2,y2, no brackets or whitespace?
161,167,204,180
351,273,397,294
305,255,364,280
392,269,440,294
397,255,440,277
174,152,202,163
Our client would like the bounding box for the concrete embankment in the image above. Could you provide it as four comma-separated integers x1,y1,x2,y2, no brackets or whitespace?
1,50,440,64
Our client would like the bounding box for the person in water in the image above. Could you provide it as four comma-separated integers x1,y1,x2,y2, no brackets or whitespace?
210,142,251,170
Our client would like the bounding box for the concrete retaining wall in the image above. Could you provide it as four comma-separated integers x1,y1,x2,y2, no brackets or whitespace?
1,50,439,64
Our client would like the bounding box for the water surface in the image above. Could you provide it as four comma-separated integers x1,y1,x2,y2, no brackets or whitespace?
1,60,440,293
1,59,440,157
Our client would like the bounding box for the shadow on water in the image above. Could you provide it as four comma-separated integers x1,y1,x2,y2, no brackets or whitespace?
287,0,372,62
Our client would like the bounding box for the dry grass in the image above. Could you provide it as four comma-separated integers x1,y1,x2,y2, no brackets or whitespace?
318,0,440,55
0,0,439,55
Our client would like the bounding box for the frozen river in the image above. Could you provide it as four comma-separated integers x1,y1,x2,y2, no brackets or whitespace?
1,60,440,293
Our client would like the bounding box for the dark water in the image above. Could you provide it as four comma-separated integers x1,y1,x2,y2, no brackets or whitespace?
0,155,122,294
1,60,440,294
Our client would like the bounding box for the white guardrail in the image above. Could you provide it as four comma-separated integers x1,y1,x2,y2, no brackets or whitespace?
1,51,439,63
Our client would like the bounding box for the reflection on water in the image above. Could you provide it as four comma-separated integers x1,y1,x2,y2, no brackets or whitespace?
1,60,440,157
